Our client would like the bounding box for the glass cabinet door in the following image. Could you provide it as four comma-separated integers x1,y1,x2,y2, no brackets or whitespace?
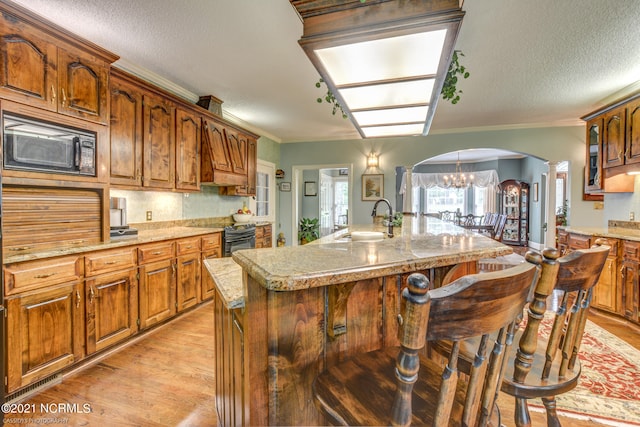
585,117,603,193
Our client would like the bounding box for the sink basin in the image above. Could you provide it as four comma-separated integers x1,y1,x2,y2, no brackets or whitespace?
350,231,385,242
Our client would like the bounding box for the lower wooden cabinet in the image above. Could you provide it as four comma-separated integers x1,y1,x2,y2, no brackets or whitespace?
201,233,222,301
85,268,139,354
255,224,272,248
139,258,176,329
176,252,201,312
621,240,640,322
592,238,620,314
6,282,85,393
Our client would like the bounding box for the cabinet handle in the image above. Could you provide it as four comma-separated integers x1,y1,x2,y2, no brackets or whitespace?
151,251,163,255
34,272,56,279
9,246,33,251
89,286,95,304
61,87,67,107
619,149,624,161
104,260,119,265
76,290,81,308
620,265,625,278
51,85,56,104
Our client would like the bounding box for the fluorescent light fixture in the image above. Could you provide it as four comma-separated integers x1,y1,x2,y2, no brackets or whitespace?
292,0,464,139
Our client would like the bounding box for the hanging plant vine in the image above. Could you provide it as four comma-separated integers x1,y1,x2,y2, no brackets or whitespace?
441,50,470,105
316,50,469,117
316,78,348,119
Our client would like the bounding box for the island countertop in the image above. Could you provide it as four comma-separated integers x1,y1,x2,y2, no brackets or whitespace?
231,216,512,291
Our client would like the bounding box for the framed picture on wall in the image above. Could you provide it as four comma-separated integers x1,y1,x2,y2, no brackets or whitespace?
280,182,291,192
362,174,384,201
304,181,317,196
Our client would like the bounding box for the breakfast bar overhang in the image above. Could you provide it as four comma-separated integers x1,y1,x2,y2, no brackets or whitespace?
210,216,513,426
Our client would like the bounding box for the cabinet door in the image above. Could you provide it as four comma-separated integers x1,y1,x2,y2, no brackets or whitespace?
602,107,626,168
225,128,248,175
176,108,201,191
0,13,57,111
626,98,640,165
621,260,638,322
85,269,138,354
245,137,257,196
142,93,175,189
585,117,603,192
6,282,84,392
176,253,201,312
139,258,176,329
592,256,618,313
201,249,220,301
202,119,233,174
110,77,143,186
57,46,109,124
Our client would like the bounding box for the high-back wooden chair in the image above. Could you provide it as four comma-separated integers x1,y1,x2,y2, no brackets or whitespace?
492,214,508,240
312,259,540,426
502,239,610,427
440,210,455,222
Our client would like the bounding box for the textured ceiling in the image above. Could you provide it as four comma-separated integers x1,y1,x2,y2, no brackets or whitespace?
8,0,640,144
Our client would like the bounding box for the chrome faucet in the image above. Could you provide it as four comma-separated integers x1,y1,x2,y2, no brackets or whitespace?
371,198,394,238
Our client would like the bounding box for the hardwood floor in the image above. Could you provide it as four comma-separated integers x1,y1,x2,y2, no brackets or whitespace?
4,297,638,426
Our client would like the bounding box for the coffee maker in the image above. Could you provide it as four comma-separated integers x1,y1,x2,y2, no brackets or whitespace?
110,197,138,238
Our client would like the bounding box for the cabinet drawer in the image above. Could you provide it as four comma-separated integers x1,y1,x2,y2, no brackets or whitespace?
202,233,222,251
85,247,137,277
594,237,619,257
177,237,201,255
255,227,264,239
138,241,175,264
622,240,640,261
4,255,84,296
568,233,591,250
557,230,568,245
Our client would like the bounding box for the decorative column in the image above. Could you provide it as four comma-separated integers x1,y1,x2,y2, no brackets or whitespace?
402,166,413,213
545,161,558,248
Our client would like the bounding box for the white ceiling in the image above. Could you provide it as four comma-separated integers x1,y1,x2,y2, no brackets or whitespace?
9,0,640,146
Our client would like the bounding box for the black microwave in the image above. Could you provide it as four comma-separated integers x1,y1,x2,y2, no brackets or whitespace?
2,113,96,176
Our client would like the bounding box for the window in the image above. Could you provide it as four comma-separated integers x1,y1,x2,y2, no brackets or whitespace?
250,160,276,222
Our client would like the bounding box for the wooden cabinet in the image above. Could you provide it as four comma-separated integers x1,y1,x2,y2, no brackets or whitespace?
213,287,246,427
175,107,201,191
176,237,201,312
568,233,591,251
556,228,568,255
138,242,176,329
202,118,259,194
109,74,143,186
6,282,85,393
621,240,639,323
582,93,640,193
592,238,620,314
201,233,222,301
142,93,175,189
585,117,603,193
255,224,272,249
84,247,138,354
603,106,626,169
0,4,115,124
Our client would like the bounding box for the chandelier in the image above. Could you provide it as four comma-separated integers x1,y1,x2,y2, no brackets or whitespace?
444,152,474,188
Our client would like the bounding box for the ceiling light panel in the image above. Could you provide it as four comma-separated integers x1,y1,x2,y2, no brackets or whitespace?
362,123,426,138
338,79,435,110
352,106,430,126
314,30,447,85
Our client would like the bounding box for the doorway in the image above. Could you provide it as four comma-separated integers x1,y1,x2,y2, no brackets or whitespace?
292,164,353,245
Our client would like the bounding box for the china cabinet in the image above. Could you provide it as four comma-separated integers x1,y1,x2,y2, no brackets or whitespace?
500,179,529,246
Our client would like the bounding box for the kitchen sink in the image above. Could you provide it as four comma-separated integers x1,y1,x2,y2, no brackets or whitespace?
336,231,386,242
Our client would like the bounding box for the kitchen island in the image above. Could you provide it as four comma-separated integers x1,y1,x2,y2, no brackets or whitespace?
209,216,512,426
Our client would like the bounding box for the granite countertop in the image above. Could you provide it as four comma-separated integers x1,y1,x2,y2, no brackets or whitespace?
232,216,512,291
4,226,225,264
559,220,640,242
203,257,244,309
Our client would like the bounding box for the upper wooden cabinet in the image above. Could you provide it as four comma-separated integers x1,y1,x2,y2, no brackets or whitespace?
582,92,640,194
176,107,201,191
110,74,143,186
0,2,116,124
142,93,175,189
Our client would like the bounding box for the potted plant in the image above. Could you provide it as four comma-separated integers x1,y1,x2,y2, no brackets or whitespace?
298,217,320,244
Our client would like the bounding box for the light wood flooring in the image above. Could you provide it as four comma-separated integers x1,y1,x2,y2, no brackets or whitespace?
4,298,639,426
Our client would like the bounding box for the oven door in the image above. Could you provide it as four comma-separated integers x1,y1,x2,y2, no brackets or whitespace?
224,225,256,256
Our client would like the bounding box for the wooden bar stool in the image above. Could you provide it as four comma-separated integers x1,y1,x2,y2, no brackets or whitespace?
312,259,540,426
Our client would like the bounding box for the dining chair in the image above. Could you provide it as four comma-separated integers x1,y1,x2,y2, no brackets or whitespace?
492,214,508,240
429,241,610,427
502,239,610,427
312,258,540,426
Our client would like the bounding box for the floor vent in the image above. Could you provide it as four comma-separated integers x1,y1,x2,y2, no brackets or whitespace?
5,374,62,404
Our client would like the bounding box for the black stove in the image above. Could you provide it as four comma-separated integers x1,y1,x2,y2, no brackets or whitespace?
223,224,256,256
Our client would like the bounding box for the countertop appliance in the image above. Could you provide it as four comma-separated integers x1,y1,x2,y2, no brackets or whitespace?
109,197,138,239
2,113,96,176
223,224,256,256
